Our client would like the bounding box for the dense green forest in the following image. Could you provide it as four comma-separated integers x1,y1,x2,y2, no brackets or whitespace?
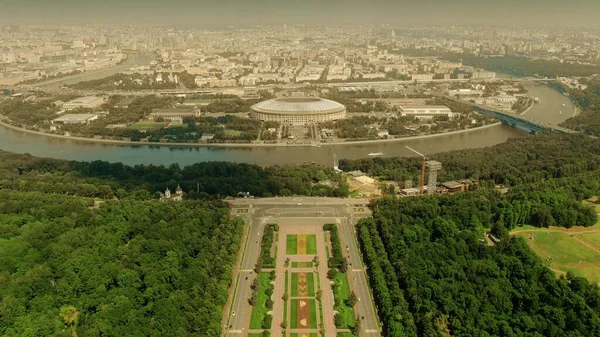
339,133,600,187
0,190,243,336
0,150,349,199
560,78,600,136
358,183,600,336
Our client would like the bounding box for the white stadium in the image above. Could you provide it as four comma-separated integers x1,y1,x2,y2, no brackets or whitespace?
251,97,346,124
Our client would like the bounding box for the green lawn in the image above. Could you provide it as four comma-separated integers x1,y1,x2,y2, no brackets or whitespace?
290,299,298,329
307,273,315,297
131,122,165,130
291,261,313,268
291,273,299,297
308,299,317,329
250,273,274,329
284,271,288,325
337,333,356,337
514,230,600,283
306,234,317,254
224,129,243,137
287,235,298,255
333,272,356,329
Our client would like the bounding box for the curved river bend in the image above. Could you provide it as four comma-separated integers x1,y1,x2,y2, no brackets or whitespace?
0,81,573,167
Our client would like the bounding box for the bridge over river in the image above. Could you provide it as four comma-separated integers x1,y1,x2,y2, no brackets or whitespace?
473,106,578,134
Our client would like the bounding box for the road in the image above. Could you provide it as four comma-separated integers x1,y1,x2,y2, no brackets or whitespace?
226,204,263,335
340,213,381,337
224,197,380,337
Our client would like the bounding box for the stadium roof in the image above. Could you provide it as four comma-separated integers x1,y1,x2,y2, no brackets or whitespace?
251,97,345,115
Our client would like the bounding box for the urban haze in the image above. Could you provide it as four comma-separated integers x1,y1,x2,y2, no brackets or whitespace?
1,1,600,337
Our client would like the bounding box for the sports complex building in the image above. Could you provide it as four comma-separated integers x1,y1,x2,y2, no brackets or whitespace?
251,97,346,124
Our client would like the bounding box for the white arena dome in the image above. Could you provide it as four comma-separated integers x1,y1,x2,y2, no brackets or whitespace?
251,97,346,124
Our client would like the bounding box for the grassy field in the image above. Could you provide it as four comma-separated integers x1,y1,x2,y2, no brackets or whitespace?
287,235,297,255
512,223,600,284
337,334,356,337
224,129,243,137
306,234,317,255
131,122,165,130
307,273,315,297
291,261,313,268
308,300,317,329
291,273,298,297
290,299,298,329
284,271,289,324
333,272,356,329
250,272,274,329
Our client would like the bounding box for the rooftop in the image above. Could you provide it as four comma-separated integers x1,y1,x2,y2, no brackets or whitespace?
251,97,345,114
400,105,451,110
66,96,102,104
52,113,97,122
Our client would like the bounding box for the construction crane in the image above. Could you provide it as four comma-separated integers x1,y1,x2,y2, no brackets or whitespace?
405,145,427,193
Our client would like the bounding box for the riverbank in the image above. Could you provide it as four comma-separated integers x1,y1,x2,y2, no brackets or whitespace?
0,117,503,149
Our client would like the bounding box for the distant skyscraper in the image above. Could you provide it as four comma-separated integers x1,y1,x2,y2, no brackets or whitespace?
390,28,395,38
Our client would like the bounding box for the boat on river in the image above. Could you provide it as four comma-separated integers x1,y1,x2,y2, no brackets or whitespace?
368,152,385,156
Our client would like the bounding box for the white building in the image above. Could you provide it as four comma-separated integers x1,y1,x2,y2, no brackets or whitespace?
495,95,518,105
160,185,183,201
399,106,453,119
471,71,496,80
63,96,104,110
52,114,98,124
411,73,435,81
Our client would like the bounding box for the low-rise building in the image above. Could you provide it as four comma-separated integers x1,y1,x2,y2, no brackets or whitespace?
160,185,183,201
399,105,453,119
52,113,98,124
63,96,104,110
411,73,435,81
149,108,201,120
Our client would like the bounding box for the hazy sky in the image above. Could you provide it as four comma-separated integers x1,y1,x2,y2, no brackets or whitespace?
0,0,599,27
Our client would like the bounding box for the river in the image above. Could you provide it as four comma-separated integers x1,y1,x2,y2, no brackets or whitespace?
36,54,155,89
0,79,575,167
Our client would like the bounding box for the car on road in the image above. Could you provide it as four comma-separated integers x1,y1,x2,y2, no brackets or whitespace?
315,211,322,214
232,311,235,316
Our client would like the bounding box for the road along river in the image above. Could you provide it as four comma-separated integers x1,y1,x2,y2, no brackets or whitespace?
0,81,574,167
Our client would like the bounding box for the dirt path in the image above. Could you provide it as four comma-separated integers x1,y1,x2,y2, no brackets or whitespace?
511,228,599,235
574,236,600,255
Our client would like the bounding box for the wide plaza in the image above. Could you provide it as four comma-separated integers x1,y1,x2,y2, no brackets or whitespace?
224,197,381,337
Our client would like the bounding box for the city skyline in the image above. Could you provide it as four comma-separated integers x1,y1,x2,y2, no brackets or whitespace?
1,0,600,27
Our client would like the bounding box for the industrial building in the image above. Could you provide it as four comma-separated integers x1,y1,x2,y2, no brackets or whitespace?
52,114,98,124
251,97,346,124
399,105,453,119
63,96,104,110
